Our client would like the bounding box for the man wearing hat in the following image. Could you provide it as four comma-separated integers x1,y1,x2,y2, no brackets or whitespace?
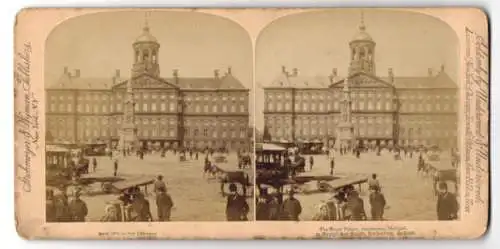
345,190,366,221
153,175,167,195
225,183,249,221
281,189,302,221
369,185,386,220
68,189,88,222
436,182,458,220
256,188,271,220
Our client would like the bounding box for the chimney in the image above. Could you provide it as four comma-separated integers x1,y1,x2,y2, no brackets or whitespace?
332,68,338,77
292,68,298,77
428,68,433,77
227,66,232,75
63,66,69,75
74,69,80,78
214,69,220,79
115,69,120,78
388,68,394,82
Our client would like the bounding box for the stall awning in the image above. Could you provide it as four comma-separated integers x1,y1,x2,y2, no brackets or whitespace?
46,145,70,153
256,143,287,152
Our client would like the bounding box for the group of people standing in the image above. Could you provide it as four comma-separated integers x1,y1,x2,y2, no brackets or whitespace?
312,175,387,221
101,175,175,222
46,188,88,222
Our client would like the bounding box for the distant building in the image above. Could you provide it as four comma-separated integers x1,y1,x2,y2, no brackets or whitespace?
263,16,458,149
46,22,250,150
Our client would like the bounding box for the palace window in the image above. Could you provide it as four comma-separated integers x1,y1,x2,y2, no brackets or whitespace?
213,105,217,112
231,105,236,113
169,103,175,112
302,102,307,111
142,103,147,112
151,103,157,112
204,105,209,113
67,104,72,112
195,105,201,113
240,105,245,112
102,105,107,113
386,101,391,110
277,102,282,111
222,105,227,112
169,129,175,137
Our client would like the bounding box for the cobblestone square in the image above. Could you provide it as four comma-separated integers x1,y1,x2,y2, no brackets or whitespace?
80,152,254,221
290,151,456,221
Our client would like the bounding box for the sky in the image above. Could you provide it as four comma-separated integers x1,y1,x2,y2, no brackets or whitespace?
255,9,459,130
45,10,254,121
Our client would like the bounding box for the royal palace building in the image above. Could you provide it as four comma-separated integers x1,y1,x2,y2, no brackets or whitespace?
46,23,250,150
263,18,458,149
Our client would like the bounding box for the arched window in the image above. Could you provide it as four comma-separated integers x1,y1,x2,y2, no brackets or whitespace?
143,50,149,61
152,51,157,63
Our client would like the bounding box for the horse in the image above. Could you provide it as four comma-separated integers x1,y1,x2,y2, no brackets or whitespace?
203,162,222,179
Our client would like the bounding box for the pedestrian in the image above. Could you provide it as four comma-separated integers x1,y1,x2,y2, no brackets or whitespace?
225,183,249,221
156,187,174,221
369,186,386,220
436,182,458,220
68,190,88,222
345,190,366,221
256,191,271,220
195,151,199,160
281,189,302,221
330,158,335,175
309,156,314,171
54,193,71,222
326,192,346,221
46,189,57,222
113,159,119,177
153,175,167,195
92,157,97,173
368,173,381,190
130,192,153,221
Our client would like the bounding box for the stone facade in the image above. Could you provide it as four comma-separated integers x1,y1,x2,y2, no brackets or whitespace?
46,23,250,150
263,16,458,149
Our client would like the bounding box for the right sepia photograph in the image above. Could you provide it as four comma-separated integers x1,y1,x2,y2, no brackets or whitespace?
254,9,460,221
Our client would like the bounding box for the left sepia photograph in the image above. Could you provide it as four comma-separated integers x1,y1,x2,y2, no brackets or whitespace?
44,11,254,222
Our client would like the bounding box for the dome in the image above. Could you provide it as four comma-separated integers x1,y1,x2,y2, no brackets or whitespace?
352,30,373,42
135,26,158,43
351,12,374,43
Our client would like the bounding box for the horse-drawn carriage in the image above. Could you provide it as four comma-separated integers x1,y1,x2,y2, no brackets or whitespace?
46,145,73,188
